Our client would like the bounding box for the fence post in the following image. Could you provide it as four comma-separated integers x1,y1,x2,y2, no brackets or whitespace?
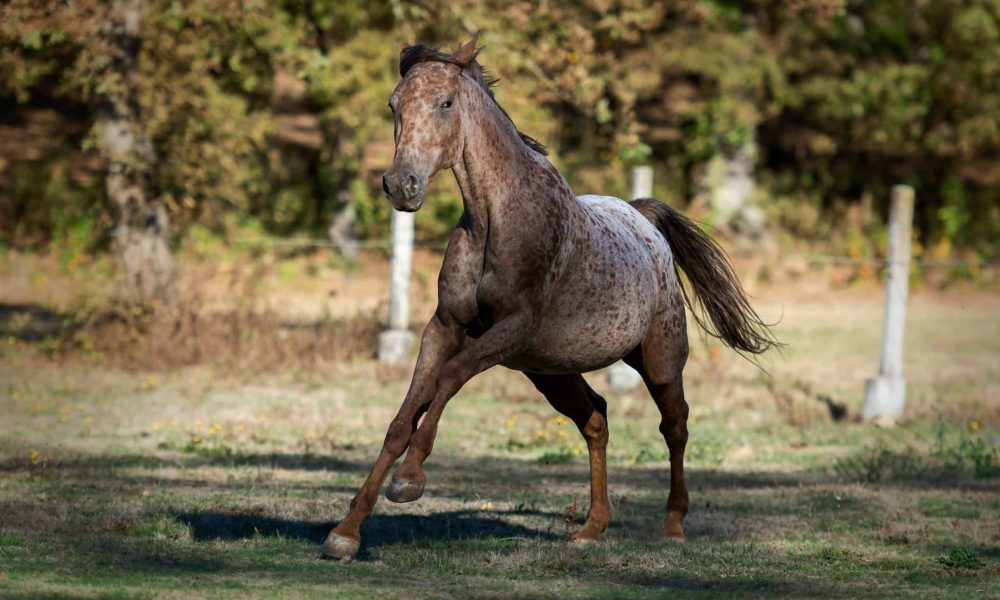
378,209,415,363
862,185,915,423
607,166,654,390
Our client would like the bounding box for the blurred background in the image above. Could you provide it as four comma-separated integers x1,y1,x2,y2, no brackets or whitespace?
0,2,998,595
2,0,998,288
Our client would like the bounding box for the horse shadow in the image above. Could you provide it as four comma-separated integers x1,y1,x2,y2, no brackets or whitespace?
175,508,559,557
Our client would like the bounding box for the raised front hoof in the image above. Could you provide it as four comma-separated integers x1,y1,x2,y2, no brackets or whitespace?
320,532,360,562
385,478,425,503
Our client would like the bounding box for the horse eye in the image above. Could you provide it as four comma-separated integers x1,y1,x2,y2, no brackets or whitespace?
441,100,453,109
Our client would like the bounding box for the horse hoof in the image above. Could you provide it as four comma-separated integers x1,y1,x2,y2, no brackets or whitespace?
385,478,425,503
662,530,686,543
663,510,686,541
320,532,360,562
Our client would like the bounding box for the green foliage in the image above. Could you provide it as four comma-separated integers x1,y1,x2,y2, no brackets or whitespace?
936,548,984,570
1,0,999,250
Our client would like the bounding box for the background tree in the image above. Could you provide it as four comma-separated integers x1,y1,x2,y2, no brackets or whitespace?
1,0,997,268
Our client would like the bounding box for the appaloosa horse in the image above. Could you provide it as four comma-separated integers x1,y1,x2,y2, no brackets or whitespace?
322,34,776,560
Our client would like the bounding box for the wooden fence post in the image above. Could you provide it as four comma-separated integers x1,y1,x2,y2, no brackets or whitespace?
607,166,654,390
862,185,915,423
378,209,415,363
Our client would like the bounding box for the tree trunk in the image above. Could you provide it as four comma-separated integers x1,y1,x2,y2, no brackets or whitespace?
100,0,176,308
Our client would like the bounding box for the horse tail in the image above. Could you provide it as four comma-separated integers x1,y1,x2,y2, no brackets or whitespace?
631,198,779,356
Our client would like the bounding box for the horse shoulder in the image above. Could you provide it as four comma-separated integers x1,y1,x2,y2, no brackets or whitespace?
436,225,483,326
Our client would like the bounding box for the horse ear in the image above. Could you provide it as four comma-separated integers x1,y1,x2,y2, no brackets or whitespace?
453,30,482,67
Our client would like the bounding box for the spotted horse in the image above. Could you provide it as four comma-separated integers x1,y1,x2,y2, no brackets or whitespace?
322,34,777,561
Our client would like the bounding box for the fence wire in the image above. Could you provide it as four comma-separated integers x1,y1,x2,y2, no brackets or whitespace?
234,236,993,270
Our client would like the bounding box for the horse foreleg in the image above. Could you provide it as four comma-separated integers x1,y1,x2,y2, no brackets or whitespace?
525,373,611,541
321,315,462,560
388,313,530,502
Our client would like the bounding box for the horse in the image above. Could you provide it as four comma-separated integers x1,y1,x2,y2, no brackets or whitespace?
321,34,776,561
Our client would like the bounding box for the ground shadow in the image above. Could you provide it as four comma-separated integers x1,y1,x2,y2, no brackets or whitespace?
176,508,559,556
0,302,63,341
0,451,368,474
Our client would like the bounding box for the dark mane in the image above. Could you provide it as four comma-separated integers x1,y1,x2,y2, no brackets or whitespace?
399,42,548,156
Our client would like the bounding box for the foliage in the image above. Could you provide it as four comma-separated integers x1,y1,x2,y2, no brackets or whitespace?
936,548,984,570
1,0,999,254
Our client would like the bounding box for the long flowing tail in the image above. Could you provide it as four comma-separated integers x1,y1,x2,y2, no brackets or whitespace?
631,198,779,355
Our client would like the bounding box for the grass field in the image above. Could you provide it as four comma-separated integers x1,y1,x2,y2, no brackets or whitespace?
1,254,998,598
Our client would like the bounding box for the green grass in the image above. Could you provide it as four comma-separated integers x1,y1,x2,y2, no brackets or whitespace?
1,290,998,598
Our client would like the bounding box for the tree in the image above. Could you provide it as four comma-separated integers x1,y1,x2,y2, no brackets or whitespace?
100,0,175,307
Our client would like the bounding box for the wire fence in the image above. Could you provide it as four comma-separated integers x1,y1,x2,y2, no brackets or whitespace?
234,235,995,270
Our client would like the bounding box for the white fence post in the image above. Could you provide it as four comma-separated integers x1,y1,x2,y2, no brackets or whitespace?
862,185,915,423
607,166,654,390
378,209,415,363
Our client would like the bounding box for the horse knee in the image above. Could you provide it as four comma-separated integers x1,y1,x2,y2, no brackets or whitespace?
435,364,471,398
383,420,411,455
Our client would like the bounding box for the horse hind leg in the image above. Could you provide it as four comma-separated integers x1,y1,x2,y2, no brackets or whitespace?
624,310,690,541
524,372,611,541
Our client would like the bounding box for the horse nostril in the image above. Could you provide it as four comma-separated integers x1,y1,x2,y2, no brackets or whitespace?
403,174,419,198
382,175,390,198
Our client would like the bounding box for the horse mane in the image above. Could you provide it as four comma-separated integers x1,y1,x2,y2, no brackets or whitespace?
399,37,548,156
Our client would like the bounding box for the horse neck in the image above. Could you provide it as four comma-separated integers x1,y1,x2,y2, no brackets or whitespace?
451,97,547,238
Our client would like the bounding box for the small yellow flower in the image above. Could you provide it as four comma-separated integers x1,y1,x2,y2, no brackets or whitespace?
195,420,204,427
506,418,515,427
557,430,567,438
191,435,201,444
237,424,245,433
152,422,162,431
970,421,980,431
170,419,178,427
83,416,93,425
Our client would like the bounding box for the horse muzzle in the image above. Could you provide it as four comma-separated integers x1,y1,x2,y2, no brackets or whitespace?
383,170,425,212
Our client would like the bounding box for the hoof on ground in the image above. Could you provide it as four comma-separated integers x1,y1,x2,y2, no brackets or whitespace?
662,527,687,542
320,532,360,562
663,510,686,542
385,478,425,503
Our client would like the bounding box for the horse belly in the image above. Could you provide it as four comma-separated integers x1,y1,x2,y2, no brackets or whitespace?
504,260,659,374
